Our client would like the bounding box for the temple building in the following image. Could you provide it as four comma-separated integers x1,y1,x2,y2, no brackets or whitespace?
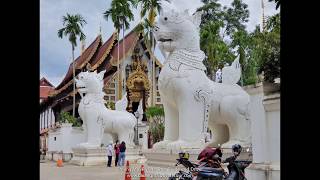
39,78,56,153
40,26,163,133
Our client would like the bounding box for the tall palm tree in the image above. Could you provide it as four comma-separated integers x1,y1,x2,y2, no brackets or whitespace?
104,0,136,100
137,0,161,105
58,13,86,117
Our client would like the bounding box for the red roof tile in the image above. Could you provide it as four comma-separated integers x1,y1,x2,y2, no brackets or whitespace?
40,77,54,87
40,86,54,99
109,31,139,65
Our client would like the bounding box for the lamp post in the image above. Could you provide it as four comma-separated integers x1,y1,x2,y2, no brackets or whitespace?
134,111,139,146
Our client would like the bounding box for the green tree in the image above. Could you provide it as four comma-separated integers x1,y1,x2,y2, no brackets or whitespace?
104,0,136,100
146,106,164,143
200,21,234,78
259,13,280,82
197,0,223,28
58,13,86,117
136,0,161,105
223,0,249,36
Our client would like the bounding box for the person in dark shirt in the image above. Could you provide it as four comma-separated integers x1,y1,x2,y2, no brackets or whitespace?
118,141,126,166
114,140,120,166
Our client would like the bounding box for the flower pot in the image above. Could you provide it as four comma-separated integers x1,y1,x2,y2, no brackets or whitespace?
61,123,73,127
262,81,280,95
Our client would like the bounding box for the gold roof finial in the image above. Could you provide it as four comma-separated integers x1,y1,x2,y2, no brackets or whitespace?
261,0,266,32
81,39,85,54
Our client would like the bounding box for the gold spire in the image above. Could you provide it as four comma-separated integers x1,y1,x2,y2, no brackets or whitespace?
81,39,85,54
261,0,266,32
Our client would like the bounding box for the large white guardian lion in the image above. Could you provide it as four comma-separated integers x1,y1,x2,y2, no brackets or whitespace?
153,0,251,150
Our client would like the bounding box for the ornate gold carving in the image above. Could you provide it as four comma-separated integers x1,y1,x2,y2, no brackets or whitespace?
126,54,151,105
126,59,150,92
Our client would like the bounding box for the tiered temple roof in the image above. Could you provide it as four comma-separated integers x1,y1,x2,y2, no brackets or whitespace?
42,26,162,110
40,78,55,100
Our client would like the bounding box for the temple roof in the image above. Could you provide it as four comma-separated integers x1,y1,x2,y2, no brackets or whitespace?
91,32,117,69
40,77,54,87
40,78,54,99
109,30,139,66
49,26,163,101
55,35,102,90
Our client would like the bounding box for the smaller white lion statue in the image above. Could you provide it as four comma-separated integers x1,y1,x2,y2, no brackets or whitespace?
75,70,136,148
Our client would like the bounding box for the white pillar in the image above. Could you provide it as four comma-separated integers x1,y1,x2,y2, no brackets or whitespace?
61,123,73,153
246,90,280,180
244,83,268,163
137,123,149,150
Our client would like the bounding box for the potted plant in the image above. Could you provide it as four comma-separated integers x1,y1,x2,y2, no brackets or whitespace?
59,111,81,127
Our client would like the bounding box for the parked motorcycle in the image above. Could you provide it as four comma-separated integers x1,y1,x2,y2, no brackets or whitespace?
168,144,251,180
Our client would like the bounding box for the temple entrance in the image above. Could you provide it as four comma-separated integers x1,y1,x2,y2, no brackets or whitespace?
126,56,150,122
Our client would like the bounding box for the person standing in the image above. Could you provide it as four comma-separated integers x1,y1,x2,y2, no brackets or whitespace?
215,69,222,83
114,140,120,166
106,141,113,167
118,141,126,166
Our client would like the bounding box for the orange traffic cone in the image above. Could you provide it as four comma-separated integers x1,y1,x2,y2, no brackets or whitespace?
124,162,132,180
140,164,146,180
57,158,63,167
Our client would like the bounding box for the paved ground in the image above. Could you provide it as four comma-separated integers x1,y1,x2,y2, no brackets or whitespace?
40,161,182,180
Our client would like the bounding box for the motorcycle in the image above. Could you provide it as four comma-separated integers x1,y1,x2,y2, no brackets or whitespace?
169,149,251,180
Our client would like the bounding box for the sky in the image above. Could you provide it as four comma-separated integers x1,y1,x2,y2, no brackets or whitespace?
40,0,279,87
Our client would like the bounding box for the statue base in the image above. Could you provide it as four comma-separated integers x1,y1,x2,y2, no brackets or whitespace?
70,147,107,166
245,162,280,180
125,147,148,164
143,147,252,167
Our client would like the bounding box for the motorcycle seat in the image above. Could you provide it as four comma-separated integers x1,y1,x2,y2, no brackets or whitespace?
197,167,224,173
198,171,224,178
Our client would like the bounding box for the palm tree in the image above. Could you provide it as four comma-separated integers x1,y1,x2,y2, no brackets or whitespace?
137,0,161,105
58,13,86,117
104,0,136,100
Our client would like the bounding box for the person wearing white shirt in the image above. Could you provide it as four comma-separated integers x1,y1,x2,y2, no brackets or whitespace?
106,141,113,167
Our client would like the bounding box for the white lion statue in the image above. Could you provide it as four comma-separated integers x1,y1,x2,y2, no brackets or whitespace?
153,0,251,150
75,70,136,148
115,93,144,123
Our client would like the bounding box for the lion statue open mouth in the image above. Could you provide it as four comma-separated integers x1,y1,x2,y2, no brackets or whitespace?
75,70,136,148
152,0,251,150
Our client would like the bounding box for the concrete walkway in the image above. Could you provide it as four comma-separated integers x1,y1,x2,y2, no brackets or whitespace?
40,161,125,180
40,161,182,180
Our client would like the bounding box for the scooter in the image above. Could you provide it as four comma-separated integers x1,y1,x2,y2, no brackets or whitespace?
169,151,251,180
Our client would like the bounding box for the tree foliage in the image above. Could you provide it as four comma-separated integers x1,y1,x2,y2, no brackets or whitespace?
58,13,86,50
103,0,136,33
59,111,82,127
198,0,280,85
146,106,164,143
